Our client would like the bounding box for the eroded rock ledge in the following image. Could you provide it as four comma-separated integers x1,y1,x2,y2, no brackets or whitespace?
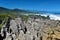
0,16,60,40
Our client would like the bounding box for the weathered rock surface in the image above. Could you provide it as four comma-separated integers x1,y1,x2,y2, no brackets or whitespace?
0,16,60,40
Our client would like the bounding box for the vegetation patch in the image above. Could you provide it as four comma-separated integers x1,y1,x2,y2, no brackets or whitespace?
0,14,16,31
22,15,28,22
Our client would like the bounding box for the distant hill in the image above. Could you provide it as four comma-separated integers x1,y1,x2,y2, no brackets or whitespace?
0,7,37,15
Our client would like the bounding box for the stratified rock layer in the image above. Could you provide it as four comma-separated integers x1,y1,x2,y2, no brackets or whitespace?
0,16,60,40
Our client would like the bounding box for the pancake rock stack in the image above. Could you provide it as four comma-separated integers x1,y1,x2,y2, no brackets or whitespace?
0,16,60,40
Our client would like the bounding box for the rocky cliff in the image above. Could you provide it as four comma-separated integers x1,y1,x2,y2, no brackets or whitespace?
0,15,60,40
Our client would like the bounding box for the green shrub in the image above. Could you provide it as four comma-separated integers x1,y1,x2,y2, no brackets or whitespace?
23,15,28,22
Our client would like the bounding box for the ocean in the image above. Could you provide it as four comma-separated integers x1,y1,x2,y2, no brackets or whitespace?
40,13,60,20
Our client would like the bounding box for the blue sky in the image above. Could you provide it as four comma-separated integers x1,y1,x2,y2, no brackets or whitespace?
0,0,60,12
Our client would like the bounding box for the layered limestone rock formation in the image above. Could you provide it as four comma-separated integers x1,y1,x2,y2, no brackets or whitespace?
0,16,60,40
